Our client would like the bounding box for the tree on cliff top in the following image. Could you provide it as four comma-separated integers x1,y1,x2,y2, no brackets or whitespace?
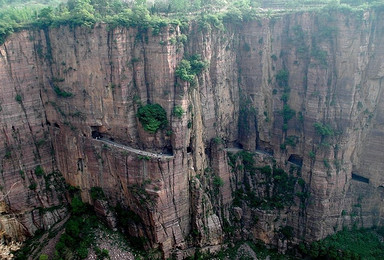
67,0,96,26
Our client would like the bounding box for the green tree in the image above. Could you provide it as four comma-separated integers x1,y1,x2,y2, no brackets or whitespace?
131,4,151,28
137,103,168,133
36,7,54,28
67,0,96,26
169,0,190,12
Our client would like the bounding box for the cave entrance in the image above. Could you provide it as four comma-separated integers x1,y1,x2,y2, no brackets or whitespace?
91,126,103,139
351,173,369,184
165,146,173,155
288,154,303,167
77,158,84,172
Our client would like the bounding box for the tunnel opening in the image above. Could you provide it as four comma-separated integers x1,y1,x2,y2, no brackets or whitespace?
77,158,84,172
351,173,369,184
165,145,173,155
187,146,192,153
288,154,303,167
91,126,103,139
92,131,102,139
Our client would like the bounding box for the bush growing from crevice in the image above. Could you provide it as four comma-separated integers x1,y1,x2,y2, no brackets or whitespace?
213,176,224,188
137,103,167,133
90,186,106,200
15,94,22,103
34,165,45,176
313,122,334,137
173,105,184,118
276,69,289,87
281,104,296,123
175,54,208,84
54,86,73,98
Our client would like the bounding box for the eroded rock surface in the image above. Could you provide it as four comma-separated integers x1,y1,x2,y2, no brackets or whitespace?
1,9,384,258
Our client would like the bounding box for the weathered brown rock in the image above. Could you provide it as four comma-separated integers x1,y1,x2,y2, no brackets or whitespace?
0,8,384,258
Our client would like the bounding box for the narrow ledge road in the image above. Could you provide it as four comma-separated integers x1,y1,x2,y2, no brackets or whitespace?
95,138,174,159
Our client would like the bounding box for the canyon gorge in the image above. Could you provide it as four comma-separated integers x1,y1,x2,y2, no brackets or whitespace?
1,6,384,258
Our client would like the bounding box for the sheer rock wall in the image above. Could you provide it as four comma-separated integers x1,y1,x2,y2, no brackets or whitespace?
1,9,384,258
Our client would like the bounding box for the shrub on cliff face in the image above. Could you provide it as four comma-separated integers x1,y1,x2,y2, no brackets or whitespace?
313,122,334,137
173,105,184,118
137,103,167,133
175,54,208,84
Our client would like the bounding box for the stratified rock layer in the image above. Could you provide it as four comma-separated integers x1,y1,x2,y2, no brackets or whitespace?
1,9,384,258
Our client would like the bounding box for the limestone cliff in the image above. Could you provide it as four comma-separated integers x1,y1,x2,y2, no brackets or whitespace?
1,8,384,258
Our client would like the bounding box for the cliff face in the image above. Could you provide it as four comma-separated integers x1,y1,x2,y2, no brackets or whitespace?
1,9,384,258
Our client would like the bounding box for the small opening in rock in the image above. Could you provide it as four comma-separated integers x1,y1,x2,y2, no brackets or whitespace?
46,120,51,126
352,173,369,184
54,123,60,128
92,131,102,139
77,158,84,172
288,154,303,167
187,146,192,153
166,146,173,155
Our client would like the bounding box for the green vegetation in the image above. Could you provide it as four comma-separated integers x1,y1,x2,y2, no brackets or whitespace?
114,203,149,250
15,94,22,103
39,254,49,260
1,0,383,46
29,182,37,190
90,186,106,200
309,151,316,159
311,45,328,66
173,105,184,118
213,175,224,188
54,86,73,98
54,196,99,259
276,69,289,87
279,225,294,240
281,104,296,123
281,135,299,149
299,227,384,259
275,68,296,131
313,122,334,137
228,151,307,210
201,240,292,260
175,54,208,84
138,155,150,160
136,103,167,133
34,165,45,176
4,147,11,159
238,95,257,134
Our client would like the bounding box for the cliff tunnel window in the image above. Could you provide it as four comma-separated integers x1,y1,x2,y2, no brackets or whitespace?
288,154,303,167
187,146,192,153
77,158,84,172
91,126,103,139
352,173,369,184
